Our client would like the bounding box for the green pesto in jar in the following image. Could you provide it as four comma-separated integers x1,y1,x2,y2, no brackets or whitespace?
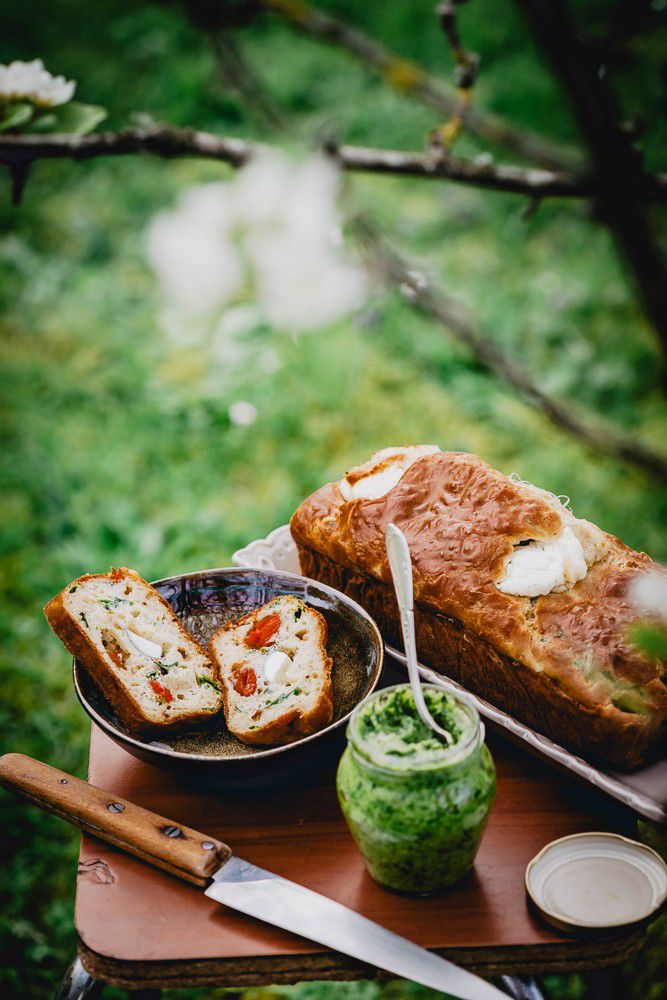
337,684,495,895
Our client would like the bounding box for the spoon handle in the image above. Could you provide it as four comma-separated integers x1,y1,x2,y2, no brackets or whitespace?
385,523,453,745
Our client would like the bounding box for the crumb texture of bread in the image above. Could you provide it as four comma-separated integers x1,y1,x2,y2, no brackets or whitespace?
291,449,666,770
44,568,223,734
209,596,333,746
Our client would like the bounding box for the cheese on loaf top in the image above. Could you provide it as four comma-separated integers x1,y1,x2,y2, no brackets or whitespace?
339,445,609,599
496,482,608,597
339,445,440,501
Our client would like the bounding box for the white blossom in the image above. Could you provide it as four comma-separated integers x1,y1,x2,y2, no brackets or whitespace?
0,59,75,107
146,187,243,316
228,400,258,426
232,150,294,229
628,571,667,626
251,230,367,330
232,150,337,235
146,151,368,337
239,152,367,330
178,182,237,230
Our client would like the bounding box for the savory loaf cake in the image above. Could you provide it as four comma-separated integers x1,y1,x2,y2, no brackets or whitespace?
44,568,223,735
209,596,333,745
291,447,666,770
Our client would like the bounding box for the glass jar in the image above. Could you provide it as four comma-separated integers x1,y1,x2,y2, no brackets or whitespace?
336,683,495,895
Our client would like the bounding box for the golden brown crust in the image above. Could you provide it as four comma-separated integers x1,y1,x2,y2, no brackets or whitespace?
291,452,666,770
296,545,661,770
210,599,334,747
44,568,221,738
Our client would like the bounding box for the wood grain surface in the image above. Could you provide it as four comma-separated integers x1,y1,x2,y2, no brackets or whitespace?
74,718,644,987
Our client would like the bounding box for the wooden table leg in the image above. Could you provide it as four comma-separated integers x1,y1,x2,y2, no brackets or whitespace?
499,976,546,999
54,957,104,1000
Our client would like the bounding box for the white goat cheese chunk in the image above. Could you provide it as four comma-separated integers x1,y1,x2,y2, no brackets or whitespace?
125,629,163,660
498,527,588,598
339,445,440,501
263,649,292,684
340,464,406,501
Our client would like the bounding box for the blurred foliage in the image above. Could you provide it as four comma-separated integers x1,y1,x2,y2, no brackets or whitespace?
0,0,666,998
0,97,107,135
630,623,667,661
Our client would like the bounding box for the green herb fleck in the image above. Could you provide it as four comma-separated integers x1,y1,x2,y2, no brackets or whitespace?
294,687,302,695
80,611,89,628
197,675,222,692
98,596,129,610
265,690,295,708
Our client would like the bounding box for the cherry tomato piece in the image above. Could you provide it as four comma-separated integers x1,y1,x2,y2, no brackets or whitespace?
233,666,258,697
150,679,173,702
245,613,281,649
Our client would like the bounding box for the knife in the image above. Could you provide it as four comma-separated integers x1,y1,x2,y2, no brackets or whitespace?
0,753,507,1000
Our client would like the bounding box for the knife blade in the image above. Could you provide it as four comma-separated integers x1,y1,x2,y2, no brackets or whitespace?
0,753,506,1000
207,856,505,999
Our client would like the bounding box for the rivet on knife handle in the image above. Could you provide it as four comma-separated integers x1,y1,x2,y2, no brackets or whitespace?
0,753,231,886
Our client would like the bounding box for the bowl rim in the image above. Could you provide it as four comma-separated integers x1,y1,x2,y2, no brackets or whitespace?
72,565,384,764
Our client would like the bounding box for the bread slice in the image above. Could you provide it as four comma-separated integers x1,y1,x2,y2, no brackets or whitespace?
44,567,223,736
209,596,333,746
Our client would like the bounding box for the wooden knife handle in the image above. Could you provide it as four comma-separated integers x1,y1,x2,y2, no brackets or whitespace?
0,753,231,887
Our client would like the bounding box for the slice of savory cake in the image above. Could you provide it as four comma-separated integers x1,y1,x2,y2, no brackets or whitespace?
209,596,334,746
44,567,223,735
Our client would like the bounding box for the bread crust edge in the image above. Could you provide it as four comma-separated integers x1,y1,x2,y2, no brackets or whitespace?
209,599,334,747
44,570,223,738
295,543,664,772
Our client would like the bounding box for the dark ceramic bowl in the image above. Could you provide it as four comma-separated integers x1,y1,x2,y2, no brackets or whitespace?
73,567,384,787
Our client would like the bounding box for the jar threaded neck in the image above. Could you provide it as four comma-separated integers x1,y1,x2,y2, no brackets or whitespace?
347,683,483,776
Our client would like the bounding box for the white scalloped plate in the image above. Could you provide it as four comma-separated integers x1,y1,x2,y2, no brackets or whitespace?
234,525,667,825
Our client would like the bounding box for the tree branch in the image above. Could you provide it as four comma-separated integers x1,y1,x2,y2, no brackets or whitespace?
516,0,667,387
1,127,666,203
262,0,580,171
432,1,480,151
3,122,662,479
0,127,254,170
333,140,665,200
356,216,667,484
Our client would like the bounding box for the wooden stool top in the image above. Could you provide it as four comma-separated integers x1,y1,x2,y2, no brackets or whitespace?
75,721,644,989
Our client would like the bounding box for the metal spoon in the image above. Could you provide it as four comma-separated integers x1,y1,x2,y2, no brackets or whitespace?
385,522,453,746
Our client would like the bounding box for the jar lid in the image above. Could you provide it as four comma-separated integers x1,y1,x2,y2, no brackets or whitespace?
525,832,667,934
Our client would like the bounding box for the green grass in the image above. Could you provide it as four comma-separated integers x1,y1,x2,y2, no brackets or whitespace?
0,1,666,997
